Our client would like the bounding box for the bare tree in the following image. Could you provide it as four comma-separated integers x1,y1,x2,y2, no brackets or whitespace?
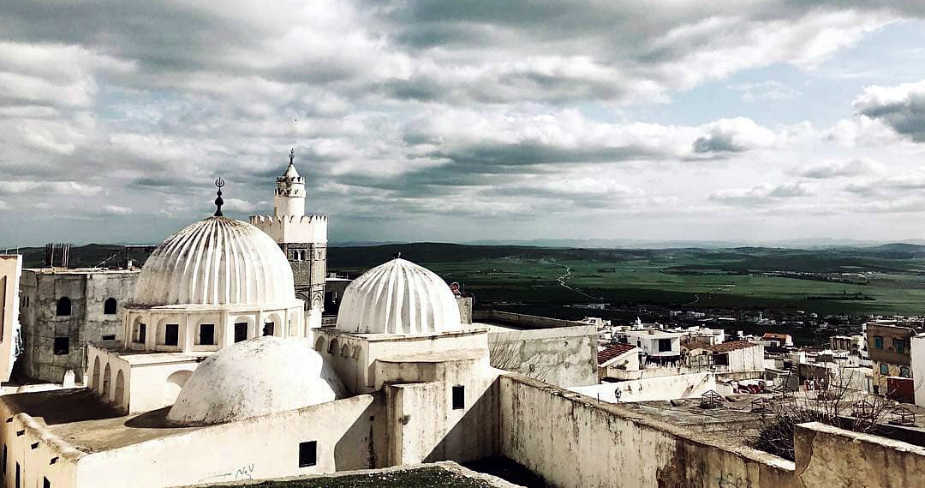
753,364,896,461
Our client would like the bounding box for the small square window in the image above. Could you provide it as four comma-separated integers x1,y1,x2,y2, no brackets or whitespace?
874,336,883,349
101,334,116,341
234,323,248,343
299,441,317,467
880,363,889,374
164,324,179,346
53,337,69,355
199,324,215,345
452,385,465,410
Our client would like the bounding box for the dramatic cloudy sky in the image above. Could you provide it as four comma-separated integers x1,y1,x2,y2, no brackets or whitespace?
1,1,924,247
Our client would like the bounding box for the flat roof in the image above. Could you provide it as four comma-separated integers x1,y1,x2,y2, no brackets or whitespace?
2,389,201,453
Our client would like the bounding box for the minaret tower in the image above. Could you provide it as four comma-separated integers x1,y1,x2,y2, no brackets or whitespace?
274,149,306,217
251,149,328,330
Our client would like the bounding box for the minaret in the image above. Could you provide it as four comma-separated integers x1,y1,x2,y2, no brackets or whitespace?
274,149,306,218
251,149,328,331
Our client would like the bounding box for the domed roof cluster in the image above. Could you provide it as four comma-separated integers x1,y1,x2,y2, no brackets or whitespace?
167,337,345,426
133,217,295,307
336,258,461,334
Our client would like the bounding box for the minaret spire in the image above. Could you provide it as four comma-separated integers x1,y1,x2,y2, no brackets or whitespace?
289,148,295,166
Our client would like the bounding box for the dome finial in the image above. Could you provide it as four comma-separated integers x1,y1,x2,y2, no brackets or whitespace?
213,177,225,217
289,148,295,166
393,251,401,259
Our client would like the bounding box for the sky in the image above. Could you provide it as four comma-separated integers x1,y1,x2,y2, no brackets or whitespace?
1,1,924,247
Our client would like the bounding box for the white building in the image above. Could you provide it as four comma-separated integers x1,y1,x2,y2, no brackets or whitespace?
88,202,308,415
912,334,925,407
621,329,683,363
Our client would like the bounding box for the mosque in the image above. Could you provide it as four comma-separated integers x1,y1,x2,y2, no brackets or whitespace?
1,153,923,488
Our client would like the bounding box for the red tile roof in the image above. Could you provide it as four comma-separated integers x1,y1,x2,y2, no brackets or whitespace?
598,343,638,365
761,333,790,340
694,340,760,353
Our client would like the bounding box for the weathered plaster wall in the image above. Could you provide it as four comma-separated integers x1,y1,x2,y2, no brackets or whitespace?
794,422,925,488
73,393,385,488
499,374,796,488
488,325,597,388
0,395,82,488
383,357,499,466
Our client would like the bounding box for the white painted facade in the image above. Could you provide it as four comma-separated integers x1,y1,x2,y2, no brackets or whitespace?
912,334,925,407
622,329,683,359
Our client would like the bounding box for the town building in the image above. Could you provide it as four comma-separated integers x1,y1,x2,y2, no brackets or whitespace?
17,267,138,383
685,340,765,376
867,322,914,399
910,333,925,407
0,255,22,382
619,328,683,364
250,150,327,328
597,343,640,381
760,332,793,348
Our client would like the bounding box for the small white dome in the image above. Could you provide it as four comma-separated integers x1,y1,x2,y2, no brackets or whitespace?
133,217,295,306
336,258,461,334
167,337,345,425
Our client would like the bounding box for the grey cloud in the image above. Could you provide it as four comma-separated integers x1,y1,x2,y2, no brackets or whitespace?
854,81,925,142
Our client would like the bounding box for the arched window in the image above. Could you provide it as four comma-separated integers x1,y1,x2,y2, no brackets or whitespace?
104,298,117,315
56,297,72,316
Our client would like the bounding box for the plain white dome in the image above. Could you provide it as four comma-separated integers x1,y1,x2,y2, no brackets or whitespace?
335,258,462,334
133,217,296,306
167,337,345,425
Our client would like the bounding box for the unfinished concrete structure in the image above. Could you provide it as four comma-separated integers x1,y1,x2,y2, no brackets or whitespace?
250,150,327,328
17,267,138,383
0,255,22,382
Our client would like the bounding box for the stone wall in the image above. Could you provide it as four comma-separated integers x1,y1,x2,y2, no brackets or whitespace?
18,270,138,383
570,372,717,403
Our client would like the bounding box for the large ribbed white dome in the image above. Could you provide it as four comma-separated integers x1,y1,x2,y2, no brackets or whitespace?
336,258,461,334
167,337,345,425
133,217,295,306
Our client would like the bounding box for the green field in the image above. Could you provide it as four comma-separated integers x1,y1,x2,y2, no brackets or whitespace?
327,243,925,318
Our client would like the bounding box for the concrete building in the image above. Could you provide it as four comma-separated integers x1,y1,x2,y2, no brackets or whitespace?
620,328,683,364
867,322,914,397
0,255,22,382
686,340,765,374
17,267,138,383
250,150,327,328
760,332,793,348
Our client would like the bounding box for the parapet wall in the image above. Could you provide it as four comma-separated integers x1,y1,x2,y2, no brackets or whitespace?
474,310,582,329
250,215,327,244
499,373,925,488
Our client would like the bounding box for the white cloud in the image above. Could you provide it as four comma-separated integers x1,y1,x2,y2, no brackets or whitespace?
799,158,883,179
